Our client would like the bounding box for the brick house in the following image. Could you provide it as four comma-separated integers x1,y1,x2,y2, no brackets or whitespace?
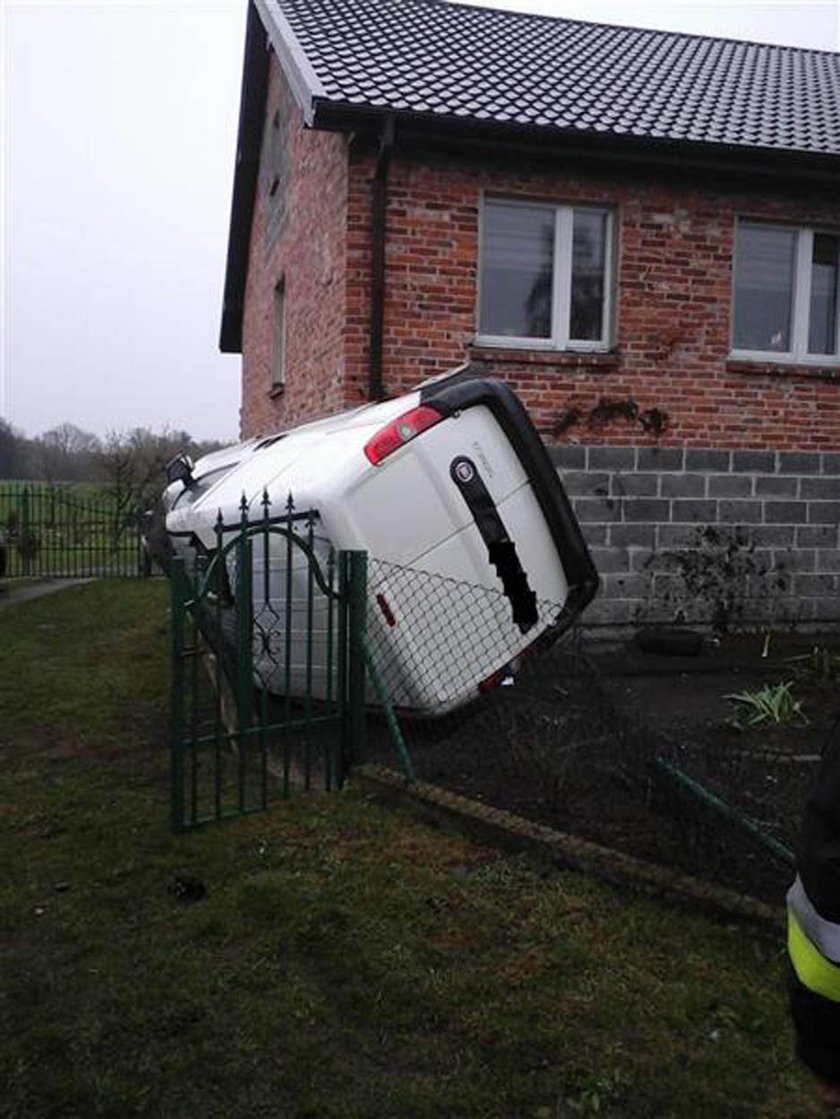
220,0,840,630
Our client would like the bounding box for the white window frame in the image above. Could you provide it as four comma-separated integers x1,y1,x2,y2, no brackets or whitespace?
731,220,840,366
476,195,615,352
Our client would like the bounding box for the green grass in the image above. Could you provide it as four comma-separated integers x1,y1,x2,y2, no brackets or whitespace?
0,581,823,1118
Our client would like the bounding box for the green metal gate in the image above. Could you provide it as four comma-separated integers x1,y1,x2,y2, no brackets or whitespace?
169,501,367,832
0,484,143,578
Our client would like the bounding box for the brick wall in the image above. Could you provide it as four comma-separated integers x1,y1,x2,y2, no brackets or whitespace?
342,146,840,450
240,56,349,438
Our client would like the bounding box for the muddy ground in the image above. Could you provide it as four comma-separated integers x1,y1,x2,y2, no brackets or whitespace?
368,629,840,906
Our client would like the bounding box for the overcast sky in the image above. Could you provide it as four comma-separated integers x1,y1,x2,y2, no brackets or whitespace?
3,0,839,443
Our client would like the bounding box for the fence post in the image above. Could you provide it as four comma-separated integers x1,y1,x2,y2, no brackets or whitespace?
235,515,253,812
169,557,187,833
20,488,30,576
342,550,367,783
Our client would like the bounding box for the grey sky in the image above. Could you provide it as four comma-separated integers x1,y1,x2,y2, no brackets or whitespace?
3,0,839,443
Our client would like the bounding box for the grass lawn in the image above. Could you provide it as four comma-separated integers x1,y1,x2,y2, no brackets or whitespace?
0,580,822,1118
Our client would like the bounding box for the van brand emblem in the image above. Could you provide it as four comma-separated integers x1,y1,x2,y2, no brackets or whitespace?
453,459,475,483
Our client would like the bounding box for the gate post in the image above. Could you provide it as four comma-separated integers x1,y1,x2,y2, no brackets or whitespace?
341,550,367,783
235,524,254,813
169,556,187,833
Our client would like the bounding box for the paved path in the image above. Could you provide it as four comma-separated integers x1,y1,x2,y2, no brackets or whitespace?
0,578,94,610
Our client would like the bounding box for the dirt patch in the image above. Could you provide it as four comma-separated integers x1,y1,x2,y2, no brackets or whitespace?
367,630,840,907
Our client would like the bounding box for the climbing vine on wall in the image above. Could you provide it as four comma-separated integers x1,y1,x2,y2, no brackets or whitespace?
554,397,668,438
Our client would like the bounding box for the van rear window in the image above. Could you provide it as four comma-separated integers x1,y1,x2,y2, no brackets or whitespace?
173,466,234,510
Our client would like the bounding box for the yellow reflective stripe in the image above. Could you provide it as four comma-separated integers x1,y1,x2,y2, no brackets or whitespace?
789,908,840,1003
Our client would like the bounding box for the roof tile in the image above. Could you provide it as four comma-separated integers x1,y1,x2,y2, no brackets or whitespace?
275,0,840,157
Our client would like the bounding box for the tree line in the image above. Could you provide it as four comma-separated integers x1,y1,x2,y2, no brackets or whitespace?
0,419,228,514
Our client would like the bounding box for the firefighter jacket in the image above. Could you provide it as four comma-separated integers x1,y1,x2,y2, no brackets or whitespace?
788,714,840,1081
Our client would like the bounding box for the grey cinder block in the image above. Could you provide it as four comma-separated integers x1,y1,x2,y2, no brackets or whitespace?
755,476,798,498
610,523,655,548
562,471,610,496
733,450,776,473
800,478,840,500
573,497,622,523
660,474,706,498
623,498,671,523
686,449,731,472
709,475,753,498
637,447,684,471
671,499,717,523
613,473,658,497
550,445,586,470
587,447,637,471
764,501,808,524
779,452,821,475
797,525,838,547
808,502,840,525
589,546,631,574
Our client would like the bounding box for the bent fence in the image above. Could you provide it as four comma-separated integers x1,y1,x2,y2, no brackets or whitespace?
168,502,806,911
0,484,143,579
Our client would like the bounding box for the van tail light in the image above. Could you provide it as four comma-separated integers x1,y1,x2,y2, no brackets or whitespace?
363,405,443,466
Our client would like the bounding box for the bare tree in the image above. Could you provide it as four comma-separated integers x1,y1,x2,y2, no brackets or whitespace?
0,419,32,479
98,427,226,545
35,423,102,482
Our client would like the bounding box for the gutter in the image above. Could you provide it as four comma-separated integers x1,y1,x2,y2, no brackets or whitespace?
368,116,394,402
312,102,840,189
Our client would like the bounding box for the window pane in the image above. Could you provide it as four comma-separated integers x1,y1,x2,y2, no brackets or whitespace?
273,283,285,385
570,210,607,340
733,225,796,352
479,203,554,338
809,234,839,355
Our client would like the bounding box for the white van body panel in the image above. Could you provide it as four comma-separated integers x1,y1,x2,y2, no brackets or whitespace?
164,374,595,715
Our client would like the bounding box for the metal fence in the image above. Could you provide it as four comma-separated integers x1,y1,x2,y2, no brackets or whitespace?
166,504,809,909
0,483,143,579
360,560,804,909
169,502,367,831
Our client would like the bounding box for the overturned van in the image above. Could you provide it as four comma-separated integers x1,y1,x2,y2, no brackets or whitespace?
162,366,598,716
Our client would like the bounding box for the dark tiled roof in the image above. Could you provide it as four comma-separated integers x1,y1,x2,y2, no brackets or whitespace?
273,0,840,157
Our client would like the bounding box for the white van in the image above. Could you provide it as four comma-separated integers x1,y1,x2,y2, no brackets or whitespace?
162,366,598,715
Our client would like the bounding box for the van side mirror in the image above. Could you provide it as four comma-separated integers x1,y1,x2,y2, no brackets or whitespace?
165,452,195,489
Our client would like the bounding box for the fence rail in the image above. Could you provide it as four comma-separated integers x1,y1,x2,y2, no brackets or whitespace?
0,483,143,579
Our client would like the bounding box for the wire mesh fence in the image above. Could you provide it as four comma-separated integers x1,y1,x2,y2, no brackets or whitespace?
361,559,831,908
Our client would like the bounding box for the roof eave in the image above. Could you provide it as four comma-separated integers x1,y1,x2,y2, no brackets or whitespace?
311,99,840,184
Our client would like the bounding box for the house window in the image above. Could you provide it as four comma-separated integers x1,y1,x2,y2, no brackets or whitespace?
264,108,289,249
732,221,840,363
477,198,614,350
272,281,286,388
